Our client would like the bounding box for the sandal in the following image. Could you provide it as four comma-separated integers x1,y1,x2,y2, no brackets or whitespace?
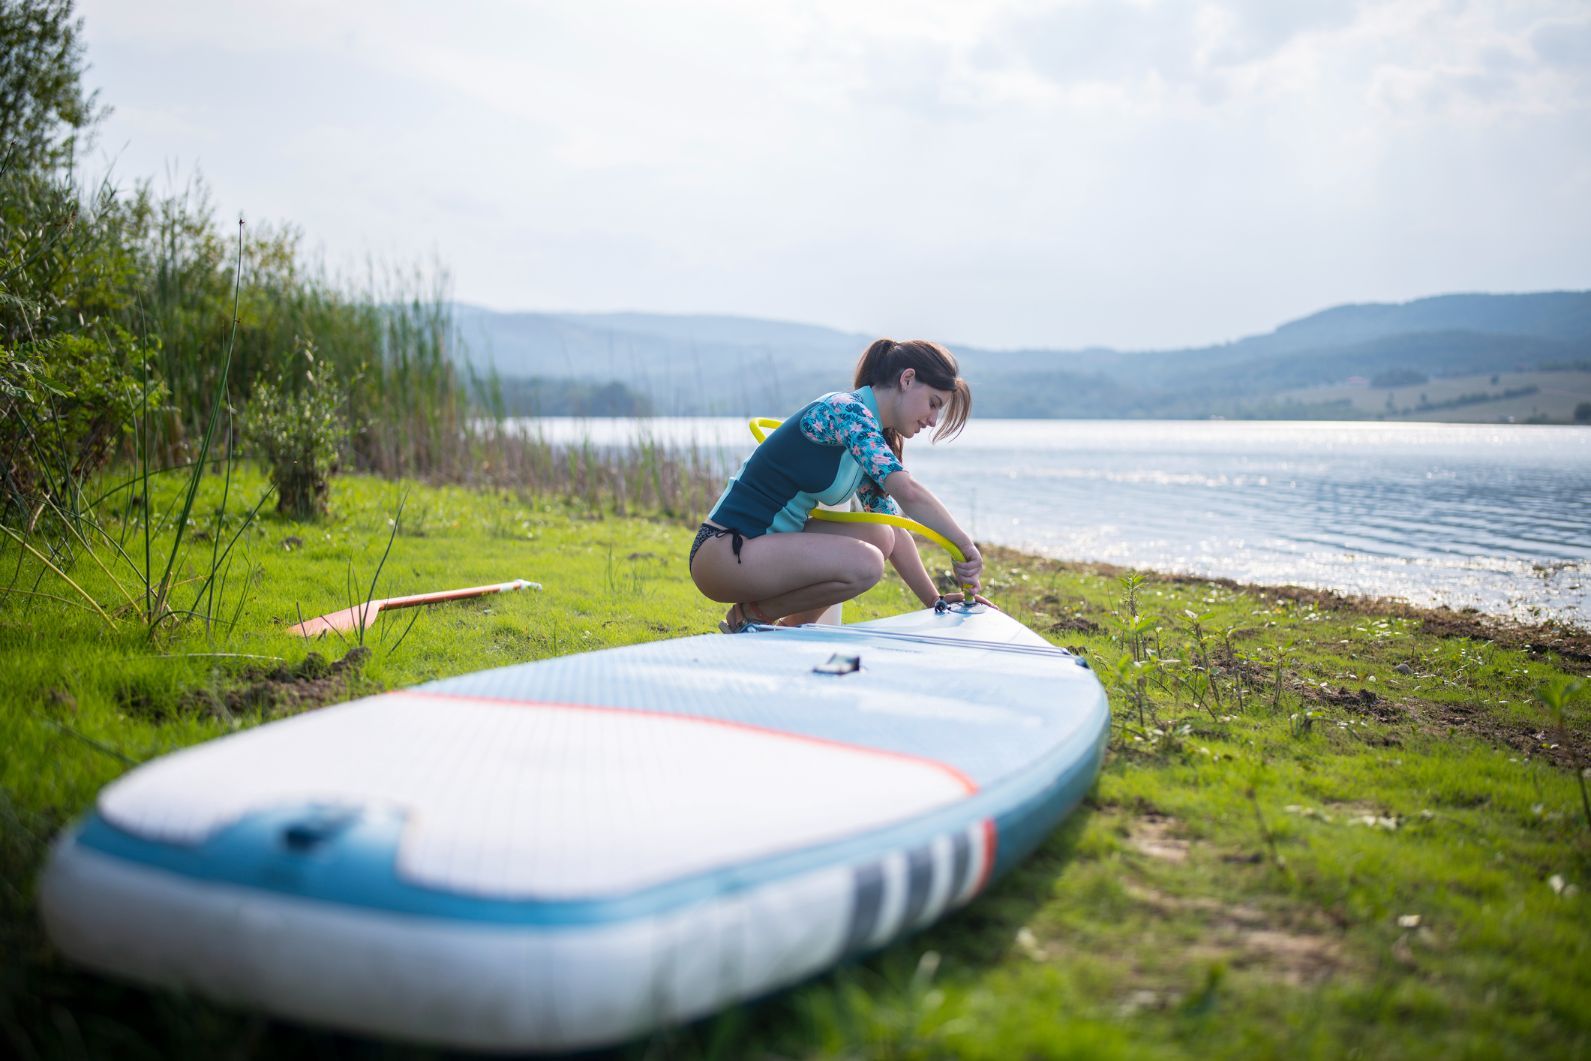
719,603,770,633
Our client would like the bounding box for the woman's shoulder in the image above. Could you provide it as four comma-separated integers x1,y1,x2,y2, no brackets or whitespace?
801,389,894,455
803,390,878,425
811,389,875,416
798,389,879,443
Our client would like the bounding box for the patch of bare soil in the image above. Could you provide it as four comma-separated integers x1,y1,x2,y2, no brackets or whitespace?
1298,680,1392,717
1415,610,1591,671
1296,679,1588,770
982,547,1591,673
1169,575,1591,671
1046,615,1103,636
1127,814,1190,862
187,647,371,719
1122,881,1345,988
1404,695,1586,771
1171,577,1591,673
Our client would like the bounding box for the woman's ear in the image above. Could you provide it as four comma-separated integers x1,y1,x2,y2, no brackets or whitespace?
899,368,916,389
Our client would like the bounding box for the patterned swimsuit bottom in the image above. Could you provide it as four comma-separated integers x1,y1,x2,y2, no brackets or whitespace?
689,524,745,569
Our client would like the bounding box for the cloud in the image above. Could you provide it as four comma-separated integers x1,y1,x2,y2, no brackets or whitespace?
981,0,1363,97
1362,4,1591,118
1530,17,1591,69
74,0,1591,349
850,37,966,116
982,2,1202,90
971,0,1589,120
1204,0,1365,66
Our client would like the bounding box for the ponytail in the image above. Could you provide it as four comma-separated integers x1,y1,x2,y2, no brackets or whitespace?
853,338,972,458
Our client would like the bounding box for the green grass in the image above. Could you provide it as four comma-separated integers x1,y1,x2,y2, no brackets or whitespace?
2,471,1587,1059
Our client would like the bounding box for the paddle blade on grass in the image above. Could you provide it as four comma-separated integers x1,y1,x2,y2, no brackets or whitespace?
286,579,540,638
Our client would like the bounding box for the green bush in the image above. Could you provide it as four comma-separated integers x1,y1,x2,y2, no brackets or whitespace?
0,0,99,173
0,331,161,526
243,344,347,520
1,108,156,530
0,0,482,539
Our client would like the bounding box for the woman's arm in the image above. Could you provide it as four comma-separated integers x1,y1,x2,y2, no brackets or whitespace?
803,395,982,590
888,526,942,607
880,469,983,590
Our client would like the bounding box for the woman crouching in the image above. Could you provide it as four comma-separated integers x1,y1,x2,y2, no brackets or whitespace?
690,338,986,631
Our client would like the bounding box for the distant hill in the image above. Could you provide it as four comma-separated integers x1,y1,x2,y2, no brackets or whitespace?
453,306,868,416
1259,291,1591,350
452,292,1591,421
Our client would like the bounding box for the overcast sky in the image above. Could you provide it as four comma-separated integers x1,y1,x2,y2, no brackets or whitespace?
76,0,1591,351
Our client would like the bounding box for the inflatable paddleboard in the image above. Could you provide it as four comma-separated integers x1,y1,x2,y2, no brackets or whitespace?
41,605,1108,1052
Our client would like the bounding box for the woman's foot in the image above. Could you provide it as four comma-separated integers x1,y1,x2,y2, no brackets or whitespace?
719,602,773,633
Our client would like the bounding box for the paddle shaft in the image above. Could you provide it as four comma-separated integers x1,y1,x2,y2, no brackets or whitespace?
288,580,536,637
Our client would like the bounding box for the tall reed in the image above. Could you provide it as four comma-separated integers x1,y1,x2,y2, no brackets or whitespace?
130,177,472,479
459,419,725,523
5,158,727,587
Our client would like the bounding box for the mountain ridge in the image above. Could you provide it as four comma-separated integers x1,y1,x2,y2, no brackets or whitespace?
452,291,1591,421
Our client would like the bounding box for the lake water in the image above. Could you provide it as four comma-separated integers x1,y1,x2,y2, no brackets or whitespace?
519,418,1591,628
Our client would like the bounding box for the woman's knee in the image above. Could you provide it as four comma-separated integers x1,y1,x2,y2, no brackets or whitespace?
858,523,895,557
843,542,887,589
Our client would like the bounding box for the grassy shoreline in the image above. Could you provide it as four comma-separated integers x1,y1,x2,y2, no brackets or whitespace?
2,471,1587,1059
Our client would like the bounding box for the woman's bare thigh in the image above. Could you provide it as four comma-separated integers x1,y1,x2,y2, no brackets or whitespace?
801,515,895,556
690,528,883,604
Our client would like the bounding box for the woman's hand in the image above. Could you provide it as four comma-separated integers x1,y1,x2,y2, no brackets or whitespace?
941,591,998,609
952,543,983,591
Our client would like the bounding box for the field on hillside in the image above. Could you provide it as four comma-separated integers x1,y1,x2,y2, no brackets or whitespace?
1,471,1587,1059
1275,369,1591,424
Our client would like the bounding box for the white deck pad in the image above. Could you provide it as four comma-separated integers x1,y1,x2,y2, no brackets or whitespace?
96,691,975,897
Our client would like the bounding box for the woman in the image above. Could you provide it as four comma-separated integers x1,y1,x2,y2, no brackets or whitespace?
690,338,987,631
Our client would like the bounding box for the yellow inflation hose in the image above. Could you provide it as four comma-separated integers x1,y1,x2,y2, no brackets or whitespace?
746,417,977,601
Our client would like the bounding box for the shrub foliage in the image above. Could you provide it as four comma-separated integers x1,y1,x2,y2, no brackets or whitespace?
243,344,347,519
0,0,478,534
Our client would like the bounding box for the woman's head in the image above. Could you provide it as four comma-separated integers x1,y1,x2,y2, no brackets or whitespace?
853,339,971,454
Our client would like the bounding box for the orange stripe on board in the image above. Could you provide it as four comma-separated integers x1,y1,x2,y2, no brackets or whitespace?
975,819,999,894
406,690,979,795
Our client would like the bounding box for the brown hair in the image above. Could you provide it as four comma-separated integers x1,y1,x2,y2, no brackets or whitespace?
853,338,972,458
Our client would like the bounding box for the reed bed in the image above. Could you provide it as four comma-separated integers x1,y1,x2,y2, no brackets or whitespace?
462,419,727,523
125,183,728,511
3,158,727,645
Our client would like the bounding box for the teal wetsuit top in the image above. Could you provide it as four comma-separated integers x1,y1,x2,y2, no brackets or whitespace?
707,386,905,539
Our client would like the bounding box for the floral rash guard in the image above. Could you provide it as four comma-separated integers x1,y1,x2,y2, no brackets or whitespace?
704,387,905,539
796,392,903,517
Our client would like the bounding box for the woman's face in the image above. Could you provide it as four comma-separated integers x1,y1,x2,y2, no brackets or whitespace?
889,369,953,439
